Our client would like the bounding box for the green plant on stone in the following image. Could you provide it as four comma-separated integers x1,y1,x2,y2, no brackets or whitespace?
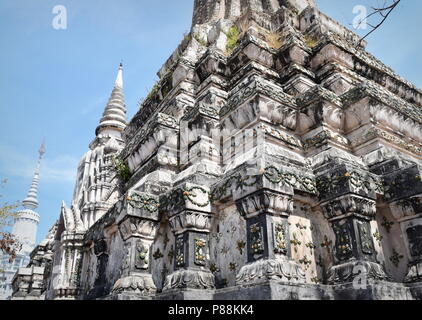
225,25,240,55
146,81,161,101
183,31,191,43
113,156,132,183
265,31,283,49
194,34,208,47
304,34,318,48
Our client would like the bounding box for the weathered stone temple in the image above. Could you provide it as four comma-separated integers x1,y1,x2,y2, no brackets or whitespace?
12,0,422,300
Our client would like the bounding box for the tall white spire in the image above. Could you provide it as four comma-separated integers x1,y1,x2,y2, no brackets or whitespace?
115,62,123,89
12,141,44,254
95,63,127,136
22,141,46,210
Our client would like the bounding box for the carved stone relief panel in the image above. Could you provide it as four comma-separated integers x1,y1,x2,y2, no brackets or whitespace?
333,220,354,262
248,222,265,261
135,240,150,270
194,237,207,266
273,223,287,255
175,235,185,269
357,221,375,256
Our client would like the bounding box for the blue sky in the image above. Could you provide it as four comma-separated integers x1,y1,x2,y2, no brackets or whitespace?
0,0,421,243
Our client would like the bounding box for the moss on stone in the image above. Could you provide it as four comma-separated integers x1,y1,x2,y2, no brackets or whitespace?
225,26,241,55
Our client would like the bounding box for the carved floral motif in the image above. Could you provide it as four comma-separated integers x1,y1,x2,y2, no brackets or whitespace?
135,241,150,270
236,259,306,285
175,236,185,268
249,223,264,259
273,223,287,255
333,222,353,261
194,238,207,266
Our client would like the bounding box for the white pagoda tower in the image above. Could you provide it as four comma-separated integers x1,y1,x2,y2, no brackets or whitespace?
12,141,45,254
0,142,45,300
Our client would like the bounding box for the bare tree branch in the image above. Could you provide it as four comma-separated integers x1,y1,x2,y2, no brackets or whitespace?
358,0,401,47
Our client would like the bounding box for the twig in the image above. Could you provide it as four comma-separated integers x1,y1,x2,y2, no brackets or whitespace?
357,0,401,47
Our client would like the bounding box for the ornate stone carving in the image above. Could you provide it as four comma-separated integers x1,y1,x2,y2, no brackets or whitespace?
161,184,212,218
111,275,156,295
321,195,376,221
333,221,354,262
249,223,265,260
236,190,293,218
135,240,150,270
327,261,390,284
358,221,374,255
119,217,159,241
163,269,215,290
273,223,287,255
236,259,306,285
169,211,212,235
175,236,185,268
194,238,207,266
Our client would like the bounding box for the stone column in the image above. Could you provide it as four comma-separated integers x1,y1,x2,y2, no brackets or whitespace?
52,232,84,300
373,159,422,285
111,191,161,299
233,175,306,285
317,163,390,284
390,195,422,283
161,183,215,292
86,238,109,299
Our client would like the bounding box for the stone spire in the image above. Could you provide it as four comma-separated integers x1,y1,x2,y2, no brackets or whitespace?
192,0,317,25
95,63,127,136
22,141,46,210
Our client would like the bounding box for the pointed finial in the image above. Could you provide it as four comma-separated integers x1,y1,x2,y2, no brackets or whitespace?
39,139,46,158
115,62,123,89
95,64,127,136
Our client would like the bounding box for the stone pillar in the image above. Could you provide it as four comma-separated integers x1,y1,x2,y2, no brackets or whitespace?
86,238,109,299
390,195,422,283
161,183,215,292
111,191,161,299
317,163,390,284
52,232,84,300
233,175,306,285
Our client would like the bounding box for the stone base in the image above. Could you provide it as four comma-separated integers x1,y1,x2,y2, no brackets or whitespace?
215,280,414,300
163,269,215,290
327,261,390,284
103,279,420,300
111,274,156,297
215,280,326,300
236,259,306,285
103,293,155,300
156,288,215,300
328,281,413,300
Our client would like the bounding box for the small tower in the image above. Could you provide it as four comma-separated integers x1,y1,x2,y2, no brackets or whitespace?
72,63,127,229
95,63,126,138
12,141,45,254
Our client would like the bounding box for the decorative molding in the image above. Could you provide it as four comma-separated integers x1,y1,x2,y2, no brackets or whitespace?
163,269,215,290
235,259,306,285
327,261,390,284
